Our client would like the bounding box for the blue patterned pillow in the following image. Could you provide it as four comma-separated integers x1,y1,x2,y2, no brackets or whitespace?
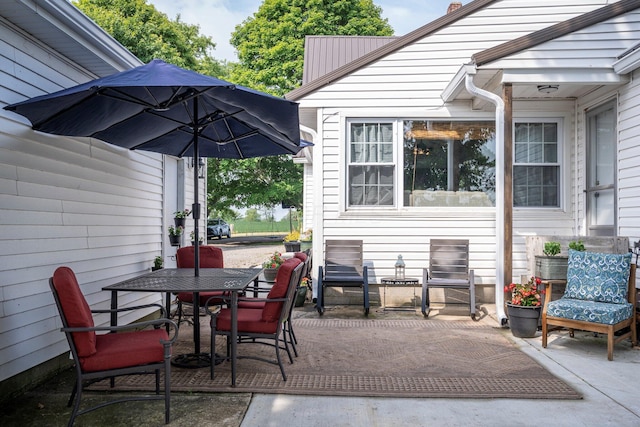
564,250,632,304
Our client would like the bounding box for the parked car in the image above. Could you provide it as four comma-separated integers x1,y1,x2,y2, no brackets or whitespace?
207,218,231,239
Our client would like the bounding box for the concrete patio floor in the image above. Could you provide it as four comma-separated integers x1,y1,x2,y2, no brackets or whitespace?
2,303,639,426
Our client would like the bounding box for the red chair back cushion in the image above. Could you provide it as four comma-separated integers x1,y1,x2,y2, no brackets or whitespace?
51,267,97,357
176,246,224,268
294,252,308,262
262,257,301,322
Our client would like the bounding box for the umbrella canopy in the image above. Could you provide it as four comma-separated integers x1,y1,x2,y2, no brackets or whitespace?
5,59,303,274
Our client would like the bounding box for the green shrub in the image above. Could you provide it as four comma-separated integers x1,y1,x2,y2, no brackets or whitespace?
543,241,561,256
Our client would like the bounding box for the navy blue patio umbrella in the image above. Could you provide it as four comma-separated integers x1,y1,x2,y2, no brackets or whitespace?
5,59,304,273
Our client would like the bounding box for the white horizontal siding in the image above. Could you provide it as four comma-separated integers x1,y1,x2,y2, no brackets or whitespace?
0,25,166,382
298,0,617,109
617,68,640,244
304,1,616,288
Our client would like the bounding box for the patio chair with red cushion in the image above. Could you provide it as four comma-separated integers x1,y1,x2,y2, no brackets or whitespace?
175,245,225,324
237,252,309,357
209,257,304,381
49,266,178,426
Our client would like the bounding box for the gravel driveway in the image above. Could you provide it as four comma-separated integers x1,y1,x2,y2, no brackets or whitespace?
216,243,284,268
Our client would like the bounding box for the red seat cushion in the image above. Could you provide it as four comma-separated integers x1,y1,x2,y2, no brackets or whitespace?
262,258,301,322
177,291,227,305
80,329,169,372
52,267,97,357
215,307,278,334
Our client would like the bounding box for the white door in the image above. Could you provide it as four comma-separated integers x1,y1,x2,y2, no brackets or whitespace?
585,101,616,236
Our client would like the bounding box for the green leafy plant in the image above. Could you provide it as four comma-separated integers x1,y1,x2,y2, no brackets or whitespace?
168,225,184,236
568,240,585,251
189,230,204,243
283,230,300,242
505,276,545,307
153,256,163,269
173,209,191,219
262,251,285,269
543,241,561,256
300,229,312,242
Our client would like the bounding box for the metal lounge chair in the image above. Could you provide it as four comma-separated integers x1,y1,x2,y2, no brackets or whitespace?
422,239,476,319
316,239,370,316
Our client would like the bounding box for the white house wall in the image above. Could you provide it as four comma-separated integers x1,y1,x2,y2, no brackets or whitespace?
614,69,640,243
302,1,618,285
0,20,173,382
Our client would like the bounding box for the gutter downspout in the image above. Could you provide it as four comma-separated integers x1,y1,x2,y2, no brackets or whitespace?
299,124,320,300
464,64,507,325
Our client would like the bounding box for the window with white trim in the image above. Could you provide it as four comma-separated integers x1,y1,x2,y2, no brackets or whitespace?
347,122,394,206
513,121,560,207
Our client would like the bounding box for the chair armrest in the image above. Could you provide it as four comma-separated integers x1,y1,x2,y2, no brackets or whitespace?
92,303,167,318
542,281,554,315
62,318,179,344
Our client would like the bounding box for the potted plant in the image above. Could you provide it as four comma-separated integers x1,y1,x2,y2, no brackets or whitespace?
300,229,312,252
168,225,183,246
283,230,301,252
505,276,545,338
152,256,163,271
173,209,191,228
262,251,285,281
534,241,568,280
295,276,310,307
568,240,585,251
190,230,204,246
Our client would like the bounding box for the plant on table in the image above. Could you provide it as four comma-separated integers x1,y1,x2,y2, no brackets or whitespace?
505,276,545,307
543,241,561,256
263,251,285,269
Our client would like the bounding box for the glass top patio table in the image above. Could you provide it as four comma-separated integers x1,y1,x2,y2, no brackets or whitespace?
103,267,262,384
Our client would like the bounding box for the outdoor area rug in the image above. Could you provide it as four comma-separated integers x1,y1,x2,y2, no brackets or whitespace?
90,318,581,399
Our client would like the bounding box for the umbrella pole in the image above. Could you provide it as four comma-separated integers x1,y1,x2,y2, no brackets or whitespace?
193,99,201,277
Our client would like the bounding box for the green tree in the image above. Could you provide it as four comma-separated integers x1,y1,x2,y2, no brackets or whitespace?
244,208,261,222
74,0,228,78
230,0,393,96
207,156,302,215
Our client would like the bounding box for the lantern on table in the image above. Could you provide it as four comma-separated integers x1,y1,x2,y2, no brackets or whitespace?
395,255,405,279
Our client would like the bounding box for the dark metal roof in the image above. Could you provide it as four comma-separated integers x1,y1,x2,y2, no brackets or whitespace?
472,0,640,66
302,36,397,84
286,0,496,100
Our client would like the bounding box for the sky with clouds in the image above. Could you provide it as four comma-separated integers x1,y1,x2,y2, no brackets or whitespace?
147,0,468,62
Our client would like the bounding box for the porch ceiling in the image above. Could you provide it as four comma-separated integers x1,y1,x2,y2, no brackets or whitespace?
443,65,628,103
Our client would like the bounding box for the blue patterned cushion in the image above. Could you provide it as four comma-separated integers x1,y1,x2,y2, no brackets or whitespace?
546,298,633,325
564,250,632,304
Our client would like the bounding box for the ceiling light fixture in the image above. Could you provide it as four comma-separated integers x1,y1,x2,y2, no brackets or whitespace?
537,85,559,94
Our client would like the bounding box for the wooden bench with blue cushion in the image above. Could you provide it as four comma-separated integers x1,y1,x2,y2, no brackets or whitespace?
542,249,637,361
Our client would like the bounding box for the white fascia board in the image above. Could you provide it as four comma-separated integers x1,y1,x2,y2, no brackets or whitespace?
502,68,627,85
22,0,141,70
613,49,640,74
441,64,470,103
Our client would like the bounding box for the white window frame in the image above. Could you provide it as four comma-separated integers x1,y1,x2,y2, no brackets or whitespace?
512,119,563,208
345,119,397,209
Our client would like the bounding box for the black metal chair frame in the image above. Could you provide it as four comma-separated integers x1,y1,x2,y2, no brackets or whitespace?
421,239,476,319
316,240,370,316
49,278,178,426
209,262,304,381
